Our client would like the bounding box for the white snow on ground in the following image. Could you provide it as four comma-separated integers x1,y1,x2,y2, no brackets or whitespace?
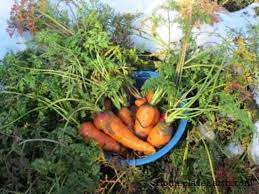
253,86,259,106
249,122,259,165
225,141,244,157
194,3,259,47
101,0,167,14
1,1,259,57
100,1,259,52
137,2,259,52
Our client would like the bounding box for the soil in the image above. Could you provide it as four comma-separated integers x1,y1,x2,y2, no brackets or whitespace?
221,0,255,12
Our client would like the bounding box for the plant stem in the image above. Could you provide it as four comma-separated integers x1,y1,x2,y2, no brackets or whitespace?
175,5,193,85
19,138,62,145
38,10,74,35
201,138,220,194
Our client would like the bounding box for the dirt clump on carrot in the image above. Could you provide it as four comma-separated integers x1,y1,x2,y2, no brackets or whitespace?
134,119,153,139
147,122,173,148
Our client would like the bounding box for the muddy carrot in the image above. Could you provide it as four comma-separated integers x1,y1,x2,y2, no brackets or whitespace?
147,122,173,148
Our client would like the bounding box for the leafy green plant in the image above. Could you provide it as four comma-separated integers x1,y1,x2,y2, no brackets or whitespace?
0,1,140,193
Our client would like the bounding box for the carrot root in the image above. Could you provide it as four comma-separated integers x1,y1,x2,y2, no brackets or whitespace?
146,91,154,103
94,112,156,155
118,107,134,129
136,104,159,128
147,122,173,148
134,120,152,139
79,122,122,152
135,98,147,107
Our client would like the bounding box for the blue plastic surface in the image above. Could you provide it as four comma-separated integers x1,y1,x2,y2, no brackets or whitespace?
106,71,187,166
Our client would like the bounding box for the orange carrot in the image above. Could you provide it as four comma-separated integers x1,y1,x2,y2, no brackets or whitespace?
152,108,160,126
118,107,134,128
94,112,156,155
147,122,173,148
93,112,110,129
79,122,122,152
146,91,154,103
135,98,147,107
136,104,159,128
134,120,152,139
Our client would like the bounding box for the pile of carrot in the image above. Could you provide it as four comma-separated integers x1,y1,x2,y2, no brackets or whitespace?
78,91,173,156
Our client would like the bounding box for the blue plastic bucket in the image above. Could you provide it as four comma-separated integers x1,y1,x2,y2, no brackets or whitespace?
107,71,187,166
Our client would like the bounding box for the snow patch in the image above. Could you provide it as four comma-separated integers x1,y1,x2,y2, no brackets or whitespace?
248,121,259,165
225,141,244,157
253,86,259,106
1,1,258,58
101,0,167,14
129,2,259,52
